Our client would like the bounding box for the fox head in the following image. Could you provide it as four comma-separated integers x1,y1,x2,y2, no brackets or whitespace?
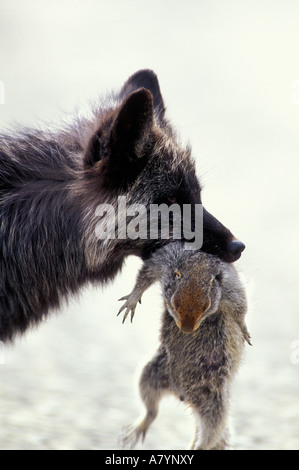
83,70,245,263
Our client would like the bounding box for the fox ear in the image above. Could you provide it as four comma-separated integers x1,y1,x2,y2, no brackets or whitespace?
110,88,154,160
120,69,165,121
84,88,154,173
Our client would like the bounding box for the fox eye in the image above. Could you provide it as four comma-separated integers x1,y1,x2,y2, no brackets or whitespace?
215,273,222,283
174,270,182,280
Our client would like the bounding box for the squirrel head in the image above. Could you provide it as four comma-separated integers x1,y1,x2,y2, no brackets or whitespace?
163,250,223,333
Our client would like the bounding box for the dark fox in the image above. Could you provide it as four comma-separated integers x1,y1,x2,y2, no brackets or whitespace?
0,69,245,341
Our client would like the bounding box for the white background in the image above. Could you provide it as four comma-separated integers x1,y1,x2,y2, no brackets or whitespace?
0,0,299,449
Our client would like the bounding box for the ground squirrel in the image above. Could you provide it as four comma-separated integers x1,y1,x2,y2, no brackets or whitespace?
118,242,250,450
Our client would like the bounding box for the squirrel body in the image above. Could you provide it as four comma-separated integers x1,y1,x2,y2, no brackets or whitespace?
119,243,250,450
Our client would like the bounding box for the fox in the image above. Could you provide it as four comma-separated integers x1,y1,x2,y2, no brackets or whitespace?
0,69,245,341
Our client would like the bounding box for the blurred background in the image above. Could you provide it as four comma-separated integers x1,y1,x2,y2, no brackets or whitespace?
0,0,299,450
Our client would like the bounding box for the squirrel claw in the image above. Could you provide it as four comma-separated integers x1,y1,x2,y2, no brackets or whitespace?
118,292,141,324
122,305,136,324
119,422,147,449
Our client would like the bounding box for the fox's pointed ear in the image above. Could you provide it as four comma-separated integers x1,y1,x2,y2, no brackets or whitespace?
84,88,154,171
110,88,154,160
120,69,165,121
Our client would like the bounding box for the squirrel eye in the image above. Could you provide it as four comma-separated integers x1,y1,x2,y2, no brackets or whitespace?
174,270,182,280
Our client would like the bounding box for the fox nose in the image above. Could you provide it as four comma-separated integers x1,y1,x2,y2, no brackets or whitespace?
229,240,246,259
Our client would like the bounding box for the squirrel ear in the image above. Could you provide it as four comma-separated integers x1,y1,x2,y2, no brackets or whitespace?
110,87,154,160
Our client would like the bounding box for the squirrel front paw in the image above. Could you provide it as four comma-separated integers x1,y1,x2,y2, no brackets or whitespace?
117,291,142,323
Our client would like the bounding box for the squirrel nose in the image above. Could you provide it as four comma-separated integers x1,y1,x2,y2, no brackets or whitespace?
181,325,194,333
229,240,245,259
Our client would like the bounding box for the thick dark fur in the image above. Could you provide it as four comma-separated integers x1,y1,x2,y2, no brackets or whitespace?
0,70,244,341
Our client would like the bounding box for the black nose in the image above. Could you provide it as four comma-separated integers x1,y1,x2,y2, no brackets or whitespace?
229,240,246,259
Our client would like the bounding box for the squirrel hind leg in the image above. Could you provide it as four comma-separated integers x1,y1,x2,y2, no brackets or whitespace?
119,403,159,449
120,350,169,448
191,396,230,450
119,419,148,449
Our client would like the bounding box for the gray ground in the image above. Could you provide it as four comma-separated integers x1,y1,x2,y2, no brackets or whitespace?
1,0,299,450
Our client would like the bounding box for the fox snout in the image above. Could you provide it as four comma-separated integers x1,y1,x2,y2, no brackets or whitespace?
171,287,211,333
